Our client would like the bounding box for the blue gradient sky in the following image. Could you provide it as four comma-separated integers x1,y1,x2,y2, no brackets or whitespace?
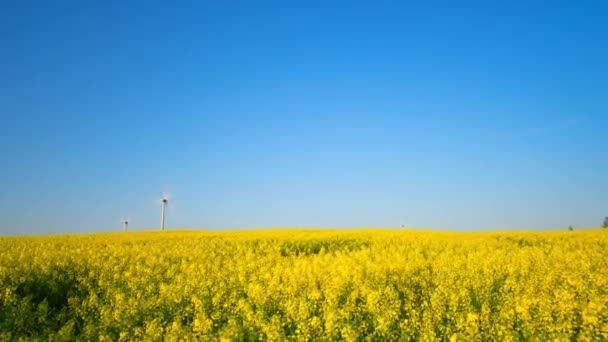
1,1,607,234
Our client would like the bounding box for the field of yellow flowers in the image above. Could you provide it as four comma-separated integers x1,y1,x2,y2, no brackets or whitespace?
1,229,607,341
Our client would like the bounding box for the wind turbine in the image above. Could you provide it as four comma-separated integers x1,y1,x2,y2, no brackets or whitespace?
160,193,168,231
123,218,129,232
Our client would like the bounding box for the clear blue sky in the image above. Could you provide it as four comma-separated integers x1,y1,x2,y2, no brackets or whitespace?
1,1,607,234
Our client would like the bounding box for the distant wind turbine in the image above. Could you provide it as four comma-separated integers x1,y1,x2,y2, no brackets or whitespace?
160,193,168,231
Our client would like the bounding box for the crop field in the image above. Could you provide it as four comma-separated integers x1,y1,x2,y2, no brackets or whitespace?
1,229,607,341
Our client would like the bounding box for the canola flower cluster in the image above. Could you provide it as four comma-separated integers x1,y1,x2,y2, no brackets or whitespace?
1,229,607,341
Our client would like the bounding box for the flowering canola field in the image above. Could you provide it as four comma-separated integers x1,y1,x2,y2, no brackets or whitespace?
1,229,607,341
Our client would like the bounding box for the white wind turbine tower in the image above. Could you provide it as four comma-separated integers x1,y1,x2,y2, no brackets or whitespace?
160,193,168,231
123,218,129,232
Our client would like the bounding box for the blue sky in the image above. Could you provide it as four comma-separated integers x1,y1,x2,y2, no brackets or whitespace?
1,1,607,234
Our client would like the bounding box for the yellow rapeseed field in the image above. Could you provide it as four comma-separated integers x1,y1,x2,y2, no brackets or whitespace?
1,229,607,341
